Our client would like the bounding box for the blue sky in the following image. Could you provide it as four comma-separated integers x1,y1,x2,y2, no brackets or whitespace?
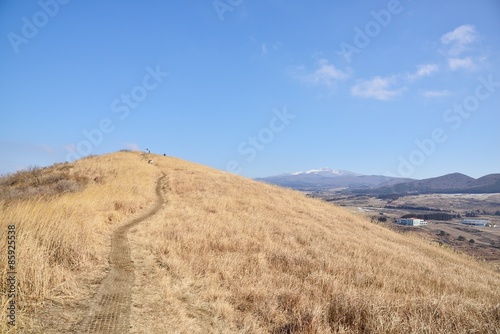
1,0,499,179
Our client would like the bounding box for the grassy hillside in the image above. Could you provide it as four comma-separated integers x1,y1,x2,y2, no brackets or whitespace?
1,152,500,333
0,152,161,333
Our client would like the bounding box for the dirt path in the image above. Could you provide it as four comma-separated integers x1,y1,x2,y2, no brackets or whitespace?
74,173,167,333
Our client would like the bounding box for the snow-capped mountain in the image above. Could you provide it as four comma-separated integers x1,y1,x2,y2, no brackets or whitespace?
257,168,500,194
256,168,411,191
290,167,362,177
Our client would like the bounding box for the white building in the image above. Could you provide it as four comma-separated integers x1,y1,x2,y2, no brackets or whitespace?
462,219,489,227
396,218,428,226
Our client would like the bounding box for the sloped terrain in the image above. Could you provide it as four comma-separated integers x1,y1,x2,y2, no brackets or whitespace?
1,152,499,333
0,152,160,333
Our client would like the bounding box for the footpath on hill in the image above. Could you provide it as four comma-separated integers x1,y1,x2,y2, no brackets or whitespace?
72,172,167,334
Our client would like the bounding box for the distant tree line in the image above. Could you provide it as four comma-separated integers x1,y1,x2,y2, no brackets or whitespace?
465,211,479,217
465,210,500,217
385,205,451,213
377,194,403,201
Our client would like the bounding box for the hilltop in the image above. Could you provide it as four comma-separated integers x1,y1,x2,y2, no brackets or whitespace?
1,151,500,333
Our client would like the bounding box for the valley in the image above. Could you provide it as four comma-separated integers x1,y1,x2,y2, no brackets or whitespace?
312,192,500,269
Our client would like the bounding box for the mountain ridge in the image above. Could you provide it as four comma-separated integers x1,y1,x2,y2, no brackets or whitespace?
288,167,362,177
368,172,500,195
257,168,500,194
256,167,413,191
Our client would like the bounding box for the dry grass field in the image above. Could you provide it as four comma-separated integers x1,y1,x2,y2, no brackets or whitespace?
0,152,160,333
1,151,500,333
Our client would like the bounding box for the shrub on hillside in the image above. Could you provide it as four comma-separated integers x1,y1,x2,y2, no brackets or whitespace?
0,163,88,201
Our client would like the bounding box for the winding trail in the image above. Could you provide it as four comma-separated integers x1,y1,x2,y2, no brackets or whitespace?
75,173,167,333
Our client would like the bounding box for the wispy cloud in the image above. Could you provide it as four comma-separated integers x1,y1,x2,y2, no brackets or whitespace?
0,141,57,155
352,63,436,101
294,58,349,89
65,144,77,153
38,144,55,153
351,76,405,101
440,24,480,71
421,90,452,98
448,57,476,71
258,41,282,57
261,43,268,56
408,64,439,80
123,143,140,151
441,24,477,56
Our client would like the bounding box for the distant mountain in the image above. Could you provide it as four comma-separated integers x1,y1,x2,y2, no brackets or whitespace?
257,168,500,194
288,167,362,177
366,173,500,195
256,168,412,191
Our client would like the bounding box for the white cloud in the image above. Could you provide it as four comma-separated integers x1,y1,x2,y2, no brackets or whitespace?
261,43,268,56
351,63,438,101
257,41,282,57
38,144,55,153
438,25,483,71
123,143,141,151
65,144,77,153
422,90,452,98
408,64,439,80
295,58,349,88
441,24,477,56
448,57,476,71
351,76,405,101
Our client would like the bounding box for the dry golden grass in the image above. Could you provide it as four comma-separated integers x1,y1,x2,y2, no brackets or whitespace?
0,151,160,333
1,151,500,333
0,162,88,201
130,156,500,333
